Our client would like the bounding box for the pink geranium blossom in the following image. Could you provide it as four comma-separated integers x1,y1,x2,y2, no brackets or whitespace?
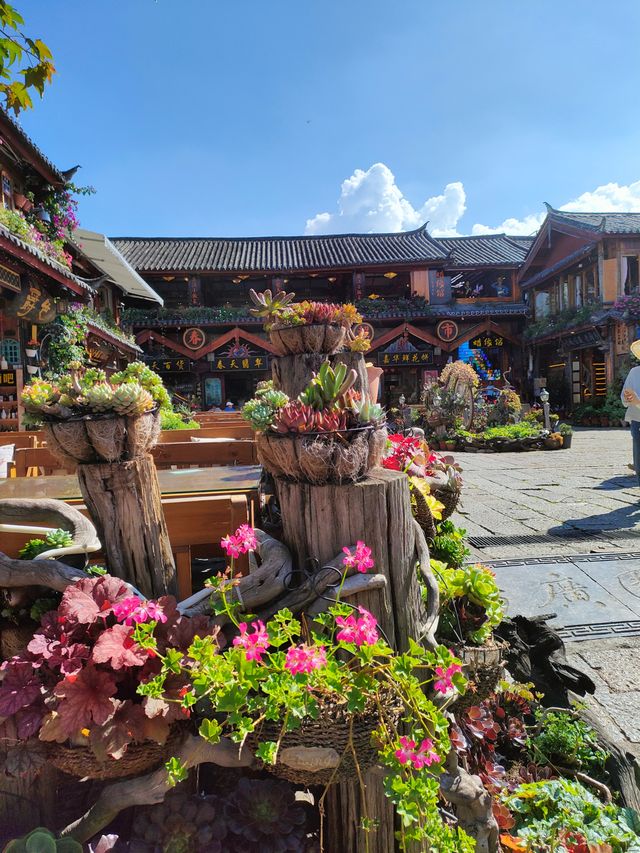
233,620,269,662
394,735,439,769
221,524,258,558
394,736,416,765
285,644,327,676
113,596,167,627
335,606,379,646
342,541,374,574
433,662,462,694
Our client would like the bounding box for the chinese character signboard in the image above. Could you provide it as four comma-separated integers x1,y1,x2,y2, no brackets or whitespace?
378,350,433,367
470,334,504,348
0,370,16,386
8,283,55,323
436,320,459,343
145,357,192,373
428,270,451,305
615,323,630,355
211,355,270,371
183,327,206,350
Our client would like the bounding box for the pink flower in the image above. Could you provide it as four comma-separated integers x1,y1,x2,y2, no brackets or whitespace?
113,596,167,626
433,662,463,694
221,524,258,558
285,644,327,676
411,738,440,769
233,620,269,662
395,736,416,765
342,541,374,574
336,606,379,646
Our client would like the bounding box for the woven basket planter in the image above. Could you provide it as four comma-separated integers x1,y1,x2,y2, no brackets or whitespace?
46,722,185,780
269,324,346,356
452,638,508,709
42,408,161,467
410,481,437,540
257,425,387,485
0,620,36,660
254,694,402,786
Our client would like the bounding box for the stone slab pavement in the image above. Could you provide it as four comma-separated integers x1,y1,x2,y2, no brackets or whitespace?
449,427,640,757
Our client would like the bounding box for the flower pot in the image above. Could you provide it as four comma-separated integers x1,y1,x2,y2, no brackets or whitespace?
254,692,401,786
451,638,508,709
600,417,609,427
445,441,457,452
439,440,448,451
561,433,572,449
269,324,346,356
0,358,7,370
256,425,387,485
42,408,161,466
365,364,383,403
410,479,437,540
25,348,38,358
26,364,40,375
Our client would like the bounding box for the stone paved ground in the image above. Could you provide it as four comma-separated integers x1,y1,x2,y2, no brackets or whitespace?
450,426,640,757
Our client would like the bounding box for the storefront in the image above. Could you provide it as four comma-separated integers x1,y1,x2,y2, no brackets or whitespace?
202,353,271,409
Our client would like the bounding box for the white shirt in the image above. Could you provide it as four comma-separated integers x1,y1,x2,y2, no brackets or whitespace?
621,365,640,422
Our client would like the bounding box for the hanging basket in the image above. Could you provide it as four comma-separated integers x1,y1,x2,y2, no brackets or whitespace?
46,722,186,780
42,408,161,467
256,425,387,485
451,637,508,709
269,324,346,356
254,693,402,785
410,481,437,540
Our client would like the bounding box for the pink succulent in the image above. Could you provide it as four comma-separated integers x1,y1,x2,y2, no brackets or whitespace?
433,662,463,694
233,620,269,662
285,643,327,676
342,540,374,574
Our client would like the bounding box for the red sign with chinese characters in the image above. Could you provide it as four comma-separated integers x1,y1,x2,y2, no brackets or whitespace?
436,320,459,342
182,327,206,350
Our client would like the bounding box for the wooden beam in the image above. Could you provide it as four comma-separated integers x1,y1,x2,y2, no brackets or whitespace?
135,326,277,360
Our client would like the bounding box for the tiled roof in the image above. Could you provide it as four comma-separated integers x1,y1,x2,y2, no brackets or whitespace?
439,234,532,267
520,243,597,290
0,110,64,182
0,223,93,292
548,208,640,235
111,225,448,273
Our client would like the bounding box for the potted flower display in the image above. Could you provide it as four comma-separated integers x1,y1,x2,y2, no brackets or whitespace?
557,422,573,449
0,575,214,780
249,288,362,356
20,361,171,465
431,560,507,707
242,365,387,484
139,530,472,851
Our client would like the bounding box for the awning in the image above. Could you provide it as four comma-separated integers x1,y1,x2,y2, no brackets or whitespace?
73,228,163,304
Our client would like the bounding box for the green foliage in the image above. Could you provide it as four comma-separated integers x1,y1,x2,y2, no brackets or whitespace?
160,409,199,430
502,778,640,851
111,361,172,411
242,385,289,431
0,3,55,114
528,709,608,776
3,827,82,853
431,520,470,569
487,389,522,426
18,528,73,560
458,421,543,441
298,361,356,410
432,560,505,645
523,301,603,341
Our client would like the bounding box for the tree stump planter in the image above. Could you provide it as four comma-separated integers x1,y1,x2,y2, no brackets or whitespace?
256,426,387,485
269,324,346,356
272,351,369,398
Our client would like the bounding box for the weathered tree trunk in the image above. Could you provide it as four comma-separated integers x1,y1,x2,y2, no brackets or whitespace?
77,454,176,597
272,351,369,398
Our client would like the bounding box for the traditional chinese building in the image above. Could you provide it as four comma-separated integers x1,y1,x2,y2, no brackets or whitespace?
518,206,640,409
113,229,532,408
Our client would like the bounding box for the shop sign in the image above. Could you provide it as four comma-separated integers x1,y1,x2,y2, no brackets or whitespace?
559,329,602,353
0,370,16,386
428,270,451,305
211,355,270,371
615,323,630,355
378,350,433,367
436,320,459,342
8,283,55,323
145,357,192,373
470,334,504,348
183,327,206,350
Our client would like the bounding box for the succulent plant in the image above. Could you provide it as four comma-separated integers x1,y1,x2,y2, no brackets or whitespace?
111,362,172,411
131,791,226,852
347,328,371,352
21,379,59,412
274,400,348,433
84,382,116,413
4,828,82,853
298,362,357,411
353,394,385,425
242,399,278,432
249,288,296,322
298,300,342,326
111,381,155,416
224,778,308,853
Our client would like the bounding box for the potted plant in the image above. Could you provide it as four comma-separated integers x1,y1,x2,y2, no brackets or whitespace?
557,422,573,449
0,574,213,780
243,366,387,485
20,361,171,466
25,340,39,358
249,288,361,356
431,560,507,707
142,531,472,851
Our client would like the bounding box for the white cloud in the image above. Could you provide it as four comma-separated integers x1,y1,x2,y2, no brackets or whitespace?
471,179,640,236
304,163,466,237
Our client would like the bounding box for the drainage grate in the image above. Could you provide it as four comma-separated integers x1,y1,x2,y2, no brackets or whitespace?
468,529,640,549
557,620,640,641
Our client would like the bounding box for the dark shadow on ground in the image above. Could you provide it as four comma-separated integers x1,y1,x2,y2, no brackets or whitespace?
595,475,637,491
550,502,640,533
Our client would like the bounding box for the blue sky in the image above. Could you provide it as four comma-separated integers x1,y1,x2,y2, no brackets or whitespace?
17,0,640,237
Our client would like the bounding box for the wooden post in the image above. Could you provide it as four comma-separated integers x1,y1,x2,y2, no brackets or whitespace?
77,454,177,598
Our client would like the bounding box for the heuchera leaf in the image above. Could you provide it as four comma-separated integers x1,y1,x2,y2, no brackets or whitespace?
51,664,117,739
58,576,130,627
89,700,140,762
27,633,90,676
2,740,48,779
91,624,148,670
14,705,46,739
0,661,41,716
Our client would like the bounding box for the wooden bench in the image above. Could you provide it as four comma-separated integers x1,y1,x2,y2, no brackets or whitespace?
0,434,38,450
151,440,257,469
158,424,254,442
13,447,75,477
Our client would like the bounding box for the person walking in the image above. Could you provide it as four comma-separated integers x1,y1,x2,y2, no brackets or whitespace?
621,340,640,483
